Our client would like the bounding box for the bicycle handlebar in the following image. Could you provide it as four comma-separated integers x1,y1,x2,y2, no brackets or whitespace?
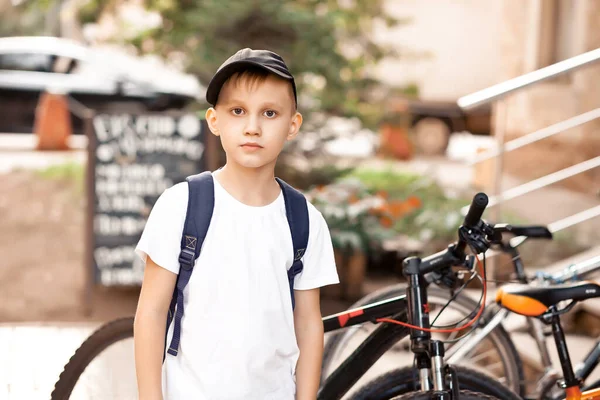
464,192,489,228
413,193,490,278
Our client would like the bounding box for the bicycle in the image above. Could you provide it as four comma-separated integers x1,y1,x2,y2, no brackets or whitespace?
323,231,600,399
51,192,519,399
321,224,550,396
495,277,600,400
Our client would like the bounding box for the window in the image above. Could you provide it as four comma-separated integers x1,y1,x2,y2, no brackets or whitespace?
0,53,79,74
0,53,55,72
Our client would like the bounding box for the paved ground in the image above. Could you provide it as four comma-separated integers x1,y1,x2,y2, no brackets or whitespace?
0,323,98,399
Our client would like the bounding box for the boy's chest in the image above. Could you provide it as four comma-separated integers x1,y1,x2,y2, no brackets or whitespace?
196,210,294,275
186,211,296,314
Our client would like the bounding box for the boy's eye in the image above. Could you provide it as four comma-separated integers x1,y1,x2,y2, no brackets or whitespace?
232,108,244,115
264,110,277,118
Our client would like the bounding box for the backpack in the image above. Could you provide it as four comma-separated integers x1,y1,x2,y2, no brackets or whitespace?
164,171,309,358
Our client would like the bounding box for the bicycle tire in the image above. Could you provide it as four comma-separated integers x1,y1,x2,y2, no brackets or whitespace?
321,284,525,396
50,317,135,400
391,389,501,400
349,365,521,400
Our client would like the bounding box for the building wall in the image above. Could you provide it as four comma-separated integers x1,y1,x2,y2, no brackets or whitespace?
373,0,504,101
498,0,600,192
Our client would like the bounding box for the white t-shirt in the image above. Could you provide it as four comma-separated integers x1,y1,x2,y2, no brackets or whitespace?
135,172,339,400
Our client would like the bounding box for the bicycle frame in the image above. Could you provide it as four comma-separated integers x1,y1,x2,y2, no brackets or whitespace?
317,220,600,399
570,387,600,400
538,307,600,400
447,247,600,394
319,295,410,399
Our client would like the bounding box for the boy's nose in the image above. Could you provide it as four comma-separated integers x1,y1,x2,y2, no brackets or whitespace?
244,115,261,136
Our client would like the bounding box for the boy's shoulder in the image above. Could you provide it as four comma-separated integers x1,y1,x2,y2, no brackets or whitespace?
159,181,189,205
159,176,324,224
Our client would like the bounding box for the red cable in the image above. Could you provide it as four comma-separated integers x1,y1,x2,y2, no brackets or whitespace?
376,253,486,333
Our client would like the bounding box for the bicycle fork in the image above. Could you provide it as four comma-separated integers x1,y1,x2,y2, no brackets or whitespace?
405,257,460,399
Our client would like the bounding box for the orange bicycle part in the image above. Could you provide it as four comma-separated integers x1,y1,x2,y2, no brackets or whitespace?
580,387,600,400
564,385,600,399
495,290,548,317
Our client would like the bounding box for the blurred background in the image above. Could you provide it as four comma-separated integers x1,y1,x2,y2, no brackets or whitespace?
0,0,599,398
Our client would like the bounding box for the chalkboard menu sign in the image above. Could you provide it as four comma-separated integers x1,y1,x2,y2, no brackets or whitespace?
88,112,206,286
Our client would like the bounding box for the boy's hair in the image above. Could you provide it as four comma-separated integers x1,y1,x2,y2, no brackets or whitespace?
218,66,297,110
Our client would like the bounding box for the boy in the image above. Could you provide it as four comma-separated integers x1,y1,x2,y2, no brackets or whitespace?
134,48,340,400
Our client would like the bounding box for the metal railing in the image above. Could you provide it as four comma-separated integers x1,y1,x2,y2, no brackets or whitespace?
458,47,600,110
457,47,600,272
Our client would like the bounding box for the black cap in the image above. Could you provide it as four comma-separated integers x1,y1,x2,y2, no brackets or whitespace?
206,48,297,107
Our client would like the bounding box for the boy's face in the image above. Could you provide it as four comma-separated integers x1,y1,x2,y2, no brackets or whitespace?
206,74,302,171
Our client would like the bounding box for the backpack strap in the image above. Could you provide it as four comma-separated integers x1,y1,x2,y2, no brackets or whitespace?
165,171,214,358
276,178,309,310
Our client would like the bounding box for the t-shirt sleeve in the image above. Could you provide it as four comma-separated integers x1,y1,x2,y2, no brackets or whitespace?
293,204,340,290
135,182,188,275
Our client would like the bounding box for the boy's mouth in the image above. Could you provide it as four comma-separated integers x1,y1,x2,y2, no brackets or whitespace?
241,142,263,149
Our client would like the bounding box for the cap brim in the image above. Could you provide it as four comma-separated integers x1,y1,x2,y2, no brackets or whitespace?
206,60,295,106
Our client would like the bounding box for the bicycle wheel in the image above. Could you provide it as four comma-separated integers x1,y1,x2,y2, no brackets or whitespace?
349,365,521,400
322,284,524,396
51,317,136,400
391,390,501,400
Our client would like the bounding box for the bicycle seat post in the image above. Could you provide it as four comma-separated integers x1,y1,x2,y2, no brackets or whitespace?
543,306,581,391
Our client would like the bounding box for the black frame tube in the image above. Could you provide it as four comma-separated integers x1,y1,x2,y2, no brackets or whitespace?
322,295,407,333
576,340,600,382
318,308,409,399
549,308,579,388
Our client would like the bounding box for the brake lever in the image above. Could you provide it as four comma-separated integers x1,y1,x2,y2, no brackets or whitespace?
430,256,475,290
458,221,494,254
464,254,476,271
485,222,503,243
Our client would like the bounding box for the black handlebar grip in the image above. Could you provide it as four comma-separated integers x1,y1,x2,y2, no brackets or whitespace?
464,192,488,228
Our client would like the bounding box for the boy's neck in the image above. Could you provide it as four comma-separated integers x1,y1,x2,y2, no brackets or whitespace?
215,163,281,207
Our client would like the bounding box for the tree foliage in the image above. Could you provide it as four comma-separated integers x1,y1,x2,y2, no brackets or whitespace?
134,0,414,128
1,0,418,128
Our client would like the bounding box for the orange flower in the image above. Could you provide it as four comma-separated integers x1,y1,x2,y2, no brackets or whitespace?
407,195,422,208
380,216,393,228
371,202,388,213
376,190,389,200
383,196,422,219
348,194,360,204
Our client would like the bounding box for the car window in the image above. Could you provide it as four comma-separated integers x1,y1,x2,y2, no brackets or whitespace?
0,53,54,72
52,56,80,74
0,53,80,74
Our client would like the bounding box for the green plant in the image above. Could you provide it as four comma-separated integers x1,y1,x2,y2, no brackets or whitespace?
305,178,420,253
35,162,85,194
311,166,596,266
275,163,354,191
337,167,470,253
36,162,84,180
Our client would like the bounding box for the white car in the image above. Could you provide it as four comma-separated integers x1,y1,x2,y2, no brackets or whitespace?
0,36,205,133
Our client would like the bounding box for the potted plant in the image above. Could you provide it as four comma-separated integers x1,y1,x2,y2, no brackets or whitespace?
305,178,421,300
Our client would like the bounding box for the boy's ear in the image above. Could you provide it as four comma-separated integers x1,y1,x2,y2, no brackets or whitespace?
287,111,303,141
205,107,220,136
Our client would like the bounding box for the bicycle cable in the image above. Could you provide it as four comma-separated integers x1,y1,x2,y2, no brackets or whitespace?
441,274,486,344
430,270,483,329
483,278,523,284
376,247,487,334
